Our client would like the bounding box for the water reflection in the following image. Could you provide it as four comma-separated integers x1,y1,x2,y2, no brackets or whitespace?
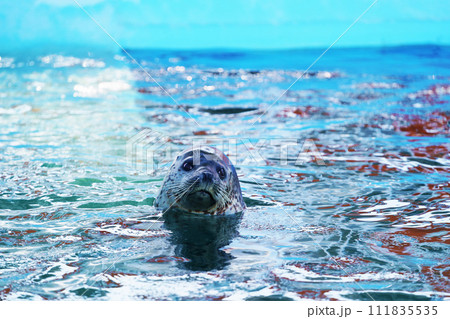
163,210,242,271
1,47,450,300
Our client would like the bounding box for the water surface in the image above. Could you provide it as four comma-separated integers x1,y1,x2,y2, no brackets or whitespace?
0,46,449,300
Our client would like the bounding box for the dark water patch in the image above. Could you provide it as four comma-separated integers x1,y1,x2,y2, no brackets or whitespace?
78,197,154,209
69,178,105,187
47,194,80,203
344,291,432,301
246,295,294,301
163,210,241,271
243,197,275,207
131,178,163,184
0,198,52,210
408,157,444,167
32,265,62,283
70,287,107,298
41,163,63,168
199,106,258,115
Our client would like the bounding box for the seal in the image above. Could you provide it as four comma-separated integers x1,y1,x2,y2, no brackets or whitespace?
155,146,246,215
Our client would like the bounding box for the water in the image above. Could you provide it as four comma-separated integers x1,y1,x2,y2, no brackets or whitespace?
0,45,449,300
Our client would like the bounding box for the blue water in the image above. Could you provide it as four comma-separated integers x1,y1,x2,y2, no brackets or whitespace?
0,46,449,300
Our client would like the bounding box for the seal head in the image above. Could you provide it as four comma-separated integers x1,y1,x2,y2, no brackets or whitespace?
155,146,245,215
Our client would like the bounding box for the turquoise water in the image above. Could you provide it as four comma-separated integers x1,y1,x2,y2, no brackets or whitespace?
0,46,449,300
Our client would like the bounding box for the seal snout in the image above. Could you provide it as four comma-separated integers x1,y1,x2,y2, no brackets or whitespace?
184,190,216,211
200,171,214,184
186,169,216,189
181,170,217,212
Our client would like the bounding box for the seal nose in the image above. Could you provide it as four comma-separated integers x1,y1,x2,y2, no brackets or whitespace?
200,171,214,184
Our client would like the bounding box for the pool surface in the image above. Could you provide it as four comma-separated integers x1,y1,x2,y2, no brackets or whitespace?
0,45,449,300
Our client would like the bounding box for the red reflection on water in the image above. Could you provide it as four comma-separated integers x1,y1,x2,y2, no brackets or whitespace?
0,287,12,300
296,289,336,300
346,163,399,176
394,111,450,137
277,106,330,118
421,265,450,293
146,256,190,263
413,145,450,159
372,226,450,257
8,211,75,221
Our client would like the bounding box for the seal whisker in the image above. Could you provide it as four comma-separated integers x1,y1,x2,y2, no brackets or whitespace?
168,179,199,208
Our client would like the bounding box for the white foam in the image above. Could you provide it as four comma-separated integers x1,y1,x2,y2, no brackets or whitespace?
40,54,105,68
93,225,169,237
0,104,32,115
46,235,82,242
360,200,410,213
273,265,418,283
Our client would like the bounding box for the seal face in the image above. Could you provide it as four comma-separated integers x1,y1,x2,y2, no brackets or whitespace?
155,146,246,215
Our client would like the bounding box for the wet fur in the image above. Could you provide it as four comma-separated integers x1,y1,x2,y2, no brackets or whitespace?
155,147,245,215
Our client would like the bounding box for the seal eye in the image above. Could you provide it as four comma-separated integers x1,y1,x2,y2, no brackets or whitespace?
182,160,193,171
217,166,226,180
